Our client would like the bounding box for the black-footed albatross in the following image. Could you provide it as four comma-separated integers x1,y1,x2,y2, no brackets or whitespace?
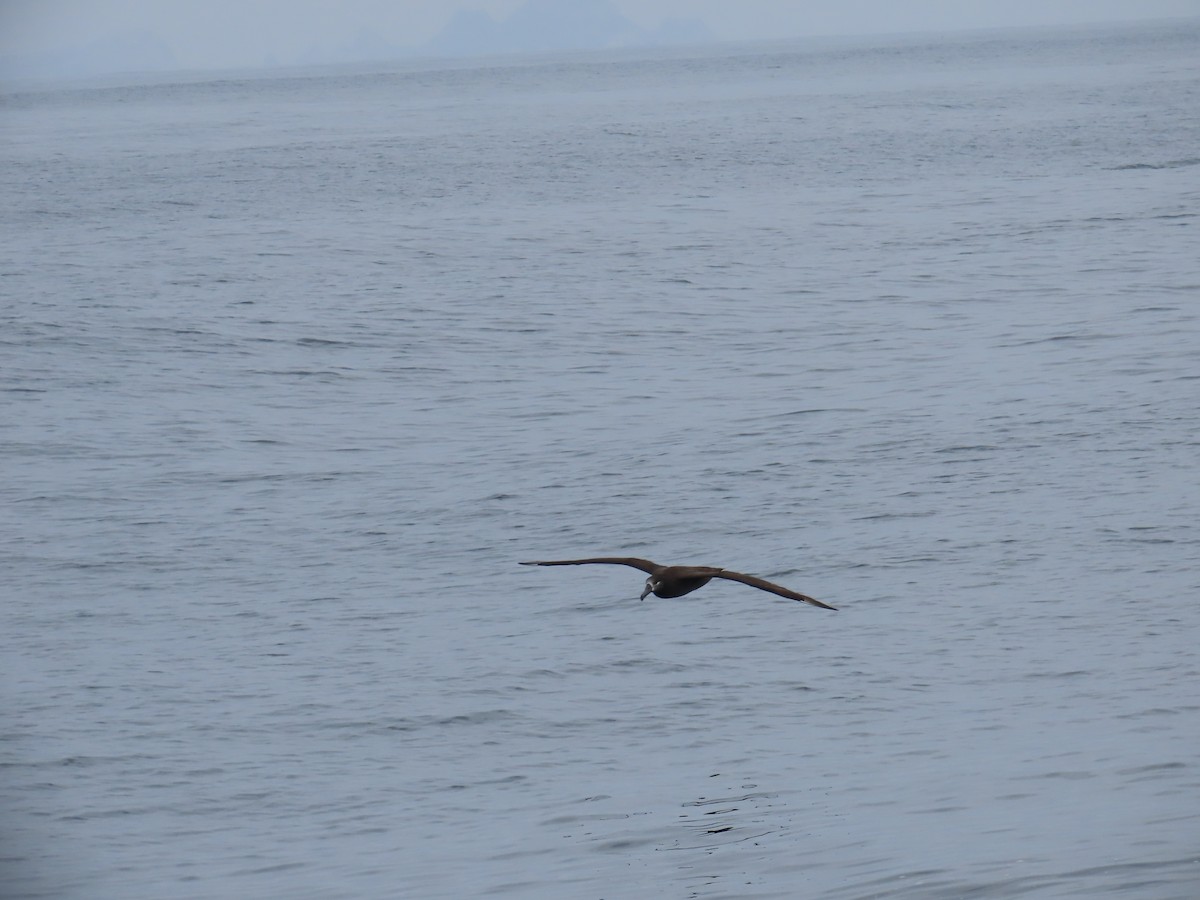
519,557,836,610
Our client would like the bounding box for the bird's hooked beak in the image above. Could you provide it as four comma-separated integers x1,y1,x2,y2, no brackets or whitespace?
640,581,653,601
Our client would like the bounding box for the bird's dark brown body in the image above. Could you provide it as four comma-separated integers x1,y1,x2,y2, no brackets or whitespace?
518,557,836,610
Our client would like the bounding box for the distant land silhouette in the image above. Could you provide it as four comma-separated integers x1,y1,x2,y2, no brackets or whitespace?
425,0,713,57
0,0,715,81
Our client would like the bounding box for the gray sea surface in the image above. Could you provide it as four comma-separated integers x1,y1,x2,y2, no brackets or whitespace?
3,18,1200,900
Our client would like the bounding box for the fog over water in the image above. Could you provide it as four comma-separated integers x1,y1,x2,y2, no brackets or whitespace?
3,0,1198,76
2,17,1199,899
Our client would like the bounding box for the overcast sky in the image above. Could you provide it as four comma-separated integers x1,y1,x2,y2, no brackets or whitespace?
2,0,1197,76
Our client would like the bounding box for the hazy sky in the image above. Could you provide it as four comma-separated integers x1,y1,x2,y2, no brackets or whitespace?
2,0,1197,73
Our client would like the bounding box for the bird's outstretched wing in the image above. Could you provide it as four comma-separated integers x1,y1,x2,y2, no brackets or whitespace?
712,570,837,610
519,557,661,574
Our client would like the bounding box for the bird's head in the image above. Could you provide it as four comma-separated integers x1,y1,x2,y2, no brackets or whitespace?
640,577,657,601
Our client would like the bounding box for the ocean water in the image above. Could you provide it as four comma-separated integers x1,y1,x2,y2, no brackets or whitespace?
3,18,1199,899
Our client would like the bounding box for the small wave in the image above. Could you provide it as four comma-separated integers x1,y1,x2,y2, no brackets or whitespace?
1111,157,1200,170
295,337,355,346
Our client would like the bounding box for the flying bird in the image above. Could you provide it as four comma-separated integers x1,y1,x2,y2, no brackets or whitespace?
519,557,836,610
